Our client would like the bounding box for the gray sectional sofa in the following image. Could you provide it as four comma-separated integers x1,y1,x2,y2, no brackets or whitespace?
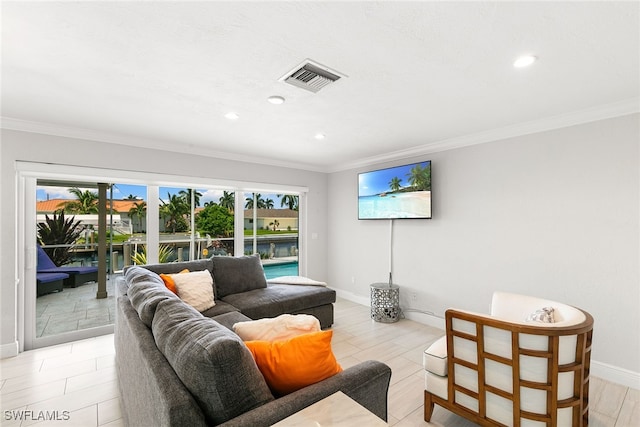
115,255,392,426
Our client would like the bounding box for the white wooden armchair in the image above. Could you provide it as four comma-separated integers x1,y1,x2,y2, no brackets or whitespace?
423,292,594,426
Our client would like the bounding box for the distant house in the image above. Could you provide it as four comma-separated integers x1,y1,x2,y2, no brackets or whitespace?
36,200,298,233
36,199,142,234
243,209,298,231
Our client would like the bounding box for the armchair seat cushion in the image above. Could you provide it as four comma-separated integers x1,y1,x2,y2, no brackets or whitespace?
423,336,448,377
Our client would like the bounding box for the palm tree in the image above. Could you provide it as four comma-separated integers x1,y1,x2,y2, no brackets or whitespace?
179,189,202,207
407,164,431,191
389,177,402,192
218,191,235,212
264,198,274,209
160,192,189,233
61,187,99,214
245,193,266,209
128,201,147,233
279,194,299,210
125,194,139,200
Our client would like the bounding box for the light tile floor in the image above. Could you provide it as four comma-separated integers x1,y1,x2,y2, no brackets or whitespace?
2,298,638,426
36,276,120,338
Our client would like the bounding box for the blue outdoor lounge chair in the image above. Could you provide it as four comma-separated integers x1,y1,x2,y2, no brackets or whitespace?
37,245,99,288
36,272,68,296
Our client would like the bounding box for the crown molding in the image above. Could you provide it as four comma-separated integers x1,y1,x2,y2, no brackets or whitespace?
0,117,327,173
3,97,638,175
328,97,640,173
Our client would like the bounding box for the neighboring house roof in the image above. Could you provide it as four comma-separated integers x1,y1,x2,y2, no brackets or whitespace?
36,200,298,218
36,199,143,214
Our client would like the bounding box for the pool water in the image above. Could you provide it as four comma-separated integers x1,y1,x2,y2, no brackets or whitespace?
263,262,299,279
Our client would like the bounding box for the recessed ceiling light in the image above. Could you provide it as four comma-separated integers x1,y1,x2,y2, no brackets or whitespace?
267,96,285,105
513,55,537,68
315,133,326,140
224,112,239,120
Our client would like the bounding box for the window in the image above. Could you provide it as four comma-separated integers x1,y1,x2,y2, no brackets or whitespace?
19,161,308,349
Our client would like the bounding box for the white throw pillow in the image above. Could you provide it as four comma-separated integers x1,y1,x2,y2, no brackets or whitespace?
233,314,320,341
171,270,215,312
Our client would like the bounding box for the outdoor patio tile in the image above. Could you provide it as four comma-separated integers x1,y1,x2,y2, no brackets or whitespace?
78,317,112,329
48,311,87,323
42,319,79,336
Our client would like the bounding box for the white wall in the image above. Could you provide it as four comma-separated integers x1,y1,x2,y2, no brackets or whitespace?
0,129,328,355
328,114,639,379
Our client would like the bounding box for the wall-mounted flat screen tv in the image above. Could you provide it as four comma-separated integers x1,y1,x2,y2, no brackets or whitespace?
358,160,431,219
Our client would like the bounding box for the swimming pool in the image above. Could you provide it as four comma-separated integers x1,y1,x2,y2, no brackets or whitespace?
263,261,298,279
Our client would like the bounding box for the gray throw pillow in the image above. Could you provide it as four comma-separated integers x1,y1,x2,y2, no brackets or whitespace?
152,298,274,424
212,254,267,298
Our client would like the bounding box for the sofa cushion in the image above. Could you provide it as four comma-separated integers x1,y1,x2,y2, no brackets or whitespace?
172,270,215,312
245,330,342,396
212,254,267,298
200,300,240,318
233,314,320,342
152,298,274,425
221,284,336,320
136,258,214,276
424,336,448,377
212,311,252,331
125,266,178,327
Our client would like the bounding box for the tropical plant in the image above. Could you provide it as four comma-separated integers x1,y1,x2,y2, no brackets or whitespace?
195,204,234,237
407,163,431,191
218,191,235,212
279,194,299,210
389,177,402,192
160,192,189,233
269,219,280,231
128,201,147,233
36,210,82,266
245,193,266,209
131,244,174,265
61,187,99,214
125,194,139,200
179,188,202,207
264,198,274,209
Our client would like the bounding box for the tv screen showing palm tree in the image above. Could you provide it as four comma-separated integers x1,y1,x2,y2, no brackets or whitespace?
358,161,431,219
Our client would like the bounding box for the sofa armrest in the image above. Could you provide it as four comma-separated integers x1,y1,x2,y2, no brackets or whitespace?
218,360,391,427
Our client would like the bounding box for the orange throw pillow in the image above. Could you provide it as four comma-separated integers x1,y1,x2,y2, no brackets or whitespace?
159,269,189,294
245,330,342,396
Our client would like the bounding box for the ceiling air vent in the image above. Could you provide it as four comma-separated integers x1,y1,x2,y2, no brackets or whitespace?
280,59,346,93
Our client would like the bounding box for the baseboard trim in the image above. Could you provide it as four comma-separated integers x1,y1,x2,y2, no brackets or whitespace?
1,340,19,359
591,360,640,389
334,288,370,307
335,290,639,390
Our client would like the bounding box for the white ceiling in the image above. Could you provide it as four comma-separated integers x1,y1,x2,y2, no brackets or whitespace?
2,1,639,172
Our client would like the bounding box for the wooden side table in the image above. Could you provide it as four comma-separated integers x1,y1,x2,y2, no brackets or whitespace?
272,391,388,426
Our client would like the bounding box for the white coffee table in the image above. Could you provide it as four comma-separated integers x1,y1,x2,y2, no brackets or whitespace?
272,391,388,426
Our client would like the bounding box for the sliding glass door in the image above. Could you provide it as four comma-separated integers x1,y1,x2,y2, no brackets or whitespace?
18,162,307,350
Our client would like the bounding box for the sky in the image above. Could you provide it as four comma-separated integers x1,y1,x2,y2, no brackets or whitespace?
36,184,292,208
358,161,430,197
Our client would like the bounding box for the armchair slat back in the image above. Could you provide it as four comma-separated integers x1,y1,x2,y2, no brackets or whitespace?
426,301,593,427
